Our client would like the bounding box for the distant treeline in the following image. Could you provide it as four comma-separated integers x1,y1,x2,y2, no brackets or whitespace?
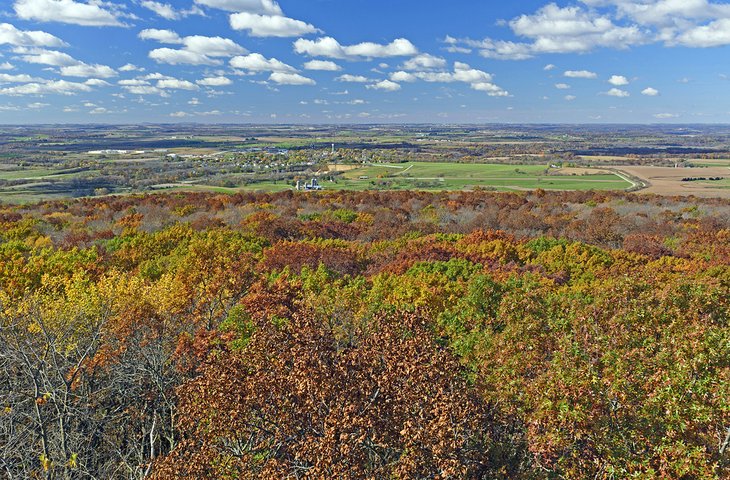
681,176,724,182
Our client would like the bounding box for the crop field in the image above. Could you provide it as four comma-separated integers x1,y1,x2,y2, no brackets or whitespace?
327,162,632,191
0,167,68,181
618,165,730,197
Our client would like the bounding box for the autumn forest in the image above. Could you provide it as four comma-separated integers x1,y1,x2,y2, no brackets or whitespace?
1,189,729,478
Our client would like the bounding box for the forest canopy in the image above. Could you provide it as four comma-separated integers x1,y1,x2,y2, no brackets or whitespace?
1,189,728,479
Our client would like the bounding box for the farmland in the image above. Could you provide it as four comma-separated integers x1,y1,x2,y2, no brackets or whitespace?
331,162,631,191
1,124,729,203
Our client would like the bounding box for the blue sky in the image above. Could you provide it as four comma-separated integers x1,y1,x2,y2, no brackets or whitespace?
1,0,729,124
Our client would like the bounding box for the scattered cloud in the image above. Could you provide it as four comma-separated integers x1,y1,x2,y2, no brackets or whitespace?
608,75,629,86
118,79,149,86
119,63,143,72
19,49,77,67
0,23,67,48
335,74,370,83
442,36,472,54
0,0,727,120
580,0,730,29
294,37,418,60
139,29,183,44
367,79,401,91
230,53,296,73
389,62,509,96
123,85,168,96
142,32,246,65
448,0,730,60
60,63,116,78
230,12,319,37
0,73,40,83
149,48,221,65
14,0,129,27
157,78,199,90
84,78,111,87
654,112,679,119
197,76,232,86
400,53,446,70
564,70,597,79
182,36,246,57
677,18,730,47
193,0,282,15
15,48,118,78
140,1,204,20
303,60,341,71
0,79,92,96
268,71,315,85
450,4,644,60
605,87,629,97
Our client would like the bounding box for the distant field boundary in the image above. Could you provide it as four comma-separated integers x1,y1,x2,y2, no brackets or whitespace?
611,168,649,192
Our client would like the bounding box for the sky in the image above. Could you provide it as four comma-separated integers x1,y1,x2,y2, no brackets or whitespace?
1,0,730,124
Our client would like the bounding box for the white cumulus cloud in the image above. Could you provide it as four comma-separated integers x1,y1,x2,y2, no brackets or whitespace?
157,78,199,90
400,53,446,70
194,0,282,14
641,87,659,96
197,76,232,86
20,49,78,67
0,23,66,47
387,62,509,97
183,36,246,57
139,29,183,44
149,48,221,66
294,36,418,60
143,33,246,65
14,0,127,27
677,18,730,47
605,87,629,97
367,79,401,91
335,74,370,83
140,1,203,20
0,73,40,83
119,63,143,72
0,79,92,96
230,12,319,37
303,60,340,71
608,75,629,85
269,72,315,85
60,63,117,78
16,48,117,78
565,70,597,78
230,53,296,73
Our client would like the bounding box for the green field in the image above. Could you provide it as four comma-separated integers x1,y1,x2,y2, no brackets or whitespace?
0,162,633,204
688,158,730,167
0,168,61,180
303,162,632,192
